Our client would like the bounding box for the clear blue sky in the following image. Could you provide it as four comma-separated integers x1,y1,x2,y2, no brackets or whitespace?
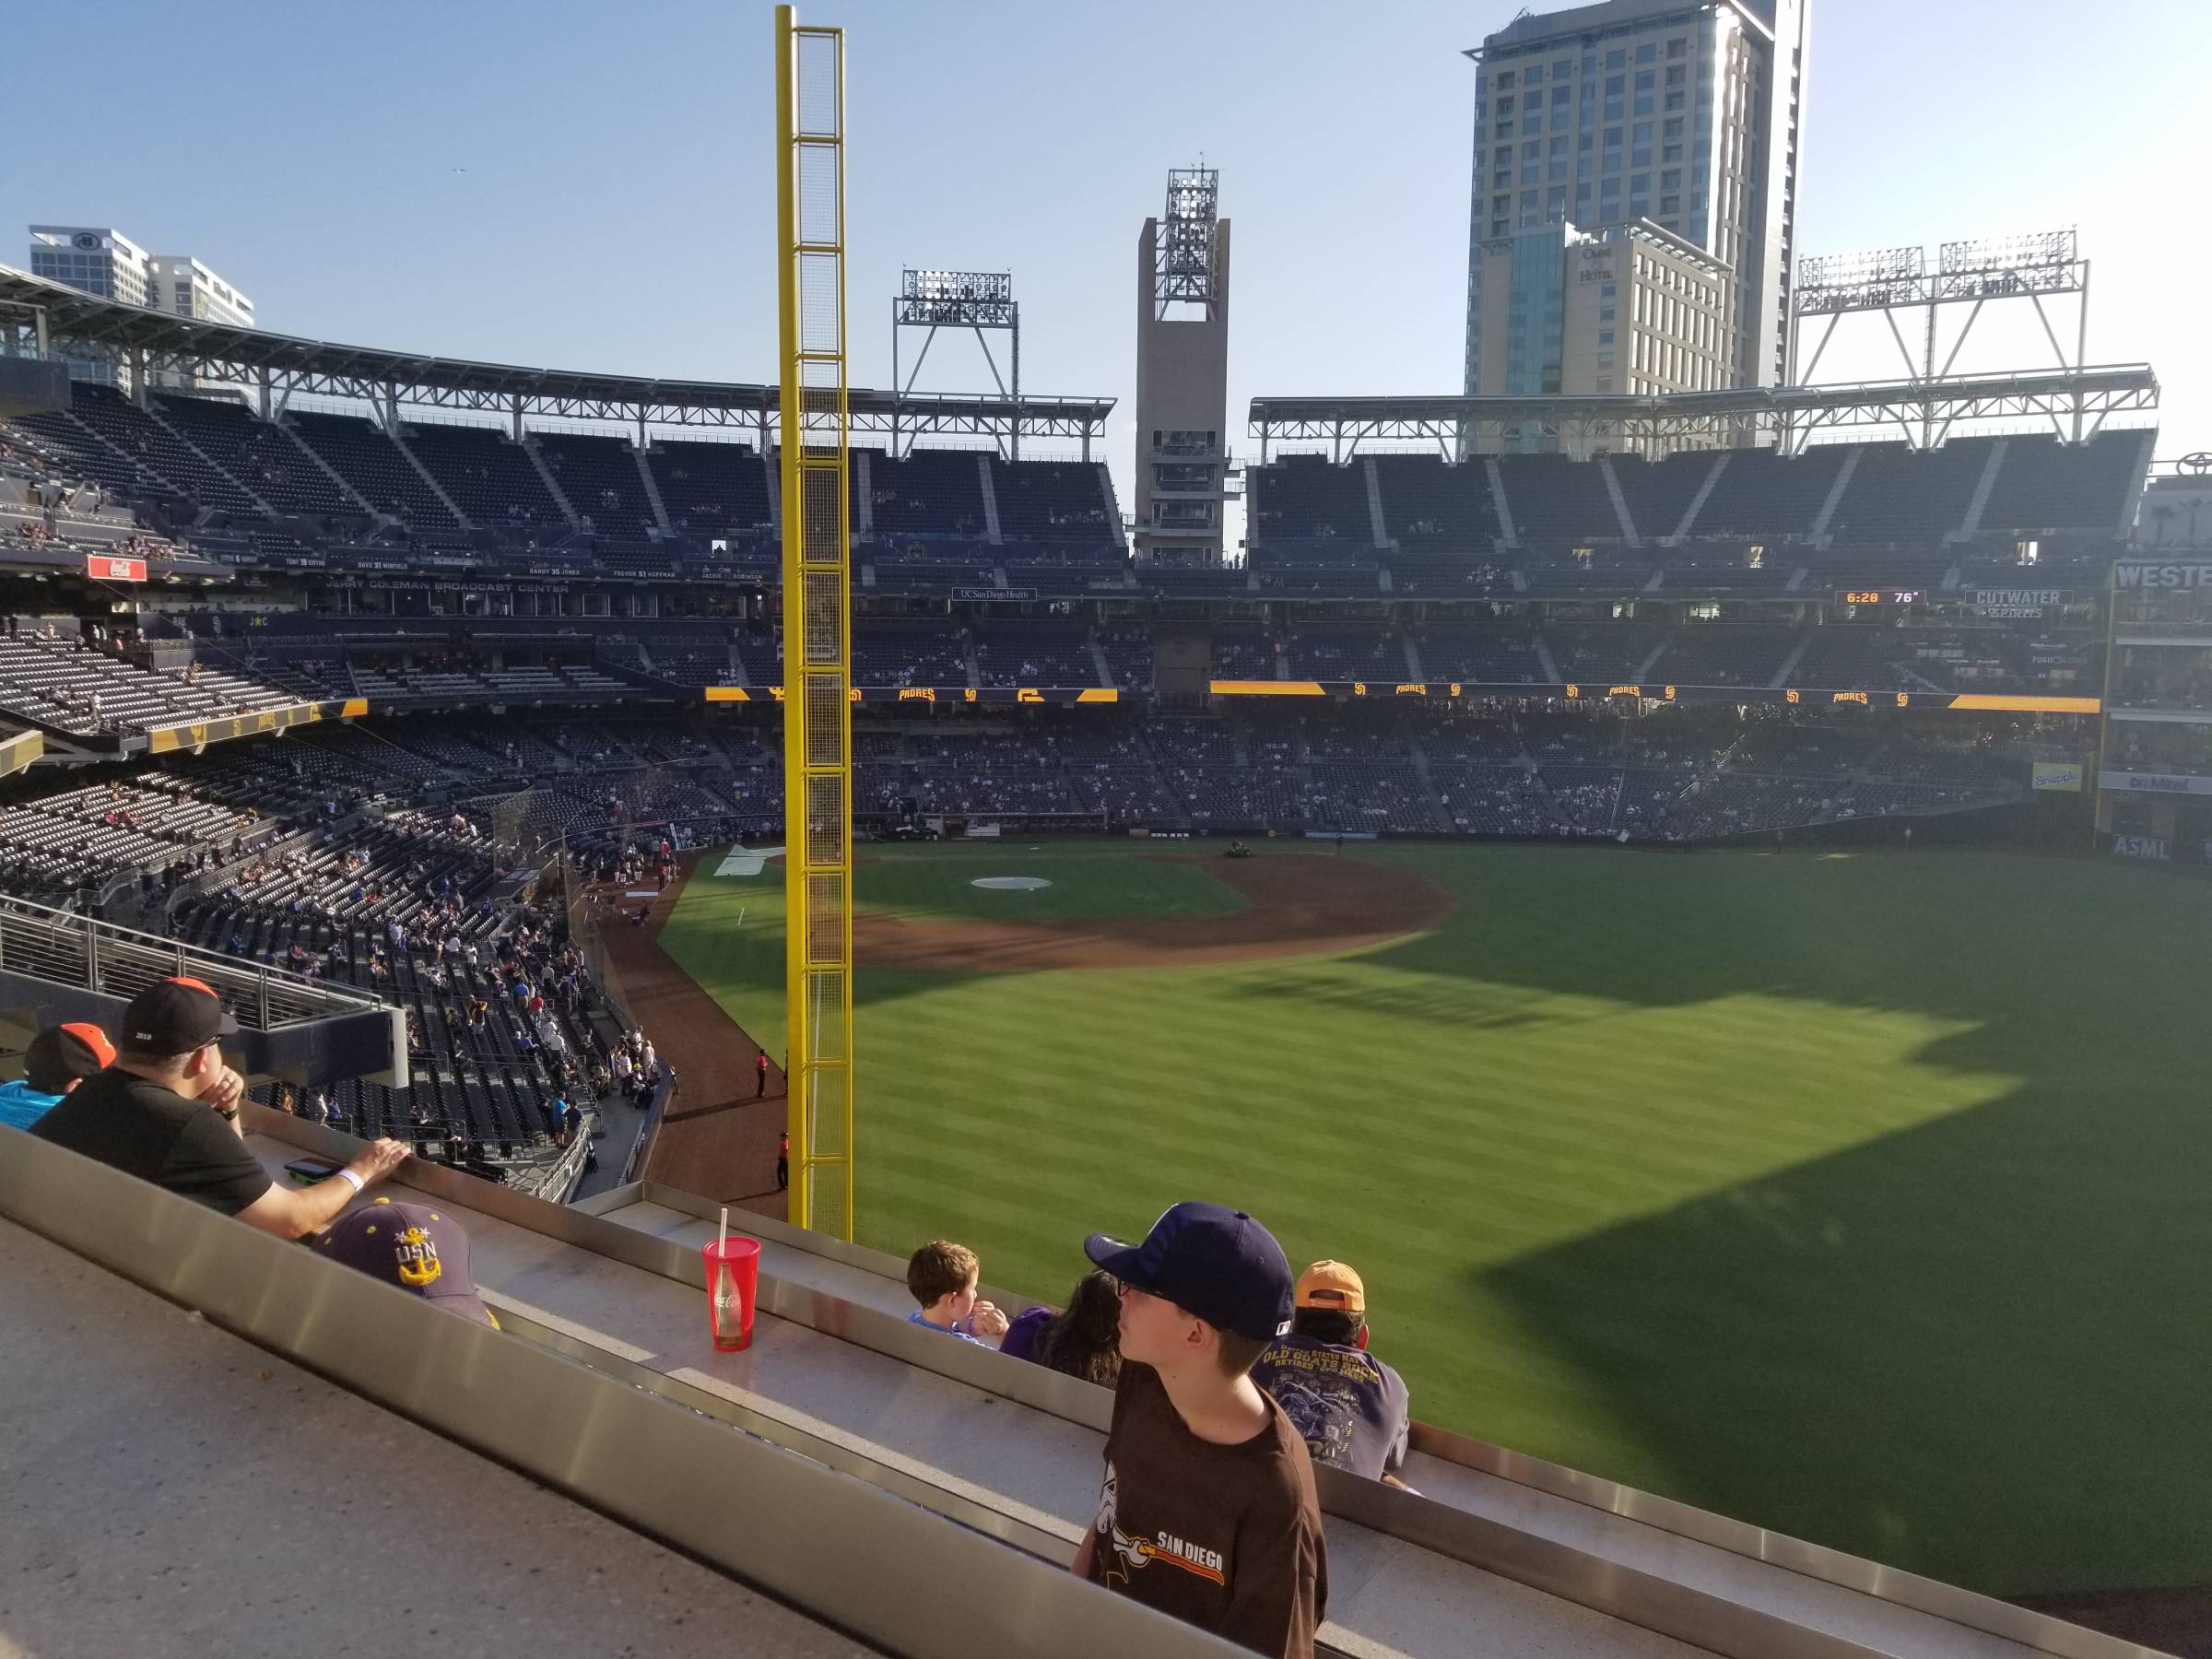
8,0,2207,514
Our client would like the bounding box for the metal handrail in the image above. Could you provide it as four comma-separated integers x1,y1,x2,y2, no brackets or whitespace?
0,894,389,1028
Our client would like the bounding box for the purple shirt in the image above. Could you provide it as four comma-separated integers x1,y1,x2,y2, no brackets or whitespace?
999,1304,1053,1365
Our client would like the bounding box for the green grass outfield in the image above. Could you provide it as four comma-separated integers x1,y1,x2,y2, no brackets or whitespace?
658,840,2211,1598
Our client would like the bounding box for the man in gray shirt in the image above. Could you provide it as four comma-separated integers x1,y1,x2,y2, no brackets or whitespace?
1250,1260,1411,1487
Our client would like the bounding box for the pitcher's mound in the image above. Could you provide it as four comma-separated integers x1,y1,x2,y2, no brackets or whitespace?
861,853,1450,972
972,876,1052,891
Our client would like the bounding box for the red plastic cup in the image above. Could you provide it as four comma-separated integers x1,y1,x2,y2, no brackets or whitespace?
702,1236,761,1351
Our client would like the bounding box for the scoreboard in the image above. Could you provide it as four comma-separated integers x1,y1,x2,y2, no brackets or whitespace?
1835,589,1924,608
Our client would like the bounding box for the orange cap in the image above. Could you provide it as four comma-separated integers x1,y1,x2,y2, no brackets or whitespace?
1294,1260,1365,1312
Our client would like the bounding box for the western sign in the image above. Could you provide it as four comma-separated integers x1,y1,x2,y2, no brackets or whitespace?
2113,563,2212,590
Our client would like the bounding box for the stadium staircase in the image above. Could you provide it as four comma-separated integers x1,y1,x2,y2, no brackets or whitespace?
1808,447,1861,546
524,438,582,528
976,453,1002,545
1533,630,1564,685
632,447,674,534
141,398,277,517
1769,629,1814,689
3,1115,2134,1659
1952,437,2009,543
1671,452,1728,542
1599,454,1641,546
1486,455,1518,546
389,423,471,526
282,414,382,516
1363,456,1389,549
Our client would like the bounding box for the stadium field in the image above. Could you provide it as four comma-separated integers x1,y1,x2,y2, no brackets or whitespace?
656,840,2210,1598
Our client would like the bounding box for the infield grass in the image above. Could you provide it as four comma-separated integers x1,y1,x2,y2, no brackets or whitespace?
657,841,2211,1598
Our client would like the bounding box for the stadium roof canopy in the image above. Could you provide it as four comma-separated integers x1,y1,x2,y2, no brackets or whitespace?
1249,364,2160,459
0,265,1112,453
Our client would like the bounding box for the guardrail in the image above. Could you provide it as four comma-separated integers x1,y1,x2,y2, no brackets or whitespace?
0,894,388,1030
0,1124,1254,1659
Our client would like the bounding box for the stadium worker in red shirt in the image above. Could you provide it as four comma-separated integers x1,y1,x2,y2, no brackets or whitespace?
1072,1203,1326,1658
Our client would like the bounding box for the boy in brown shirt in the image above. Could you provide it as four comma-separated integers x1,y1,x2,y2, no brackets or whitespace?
1071,1202,1327,1658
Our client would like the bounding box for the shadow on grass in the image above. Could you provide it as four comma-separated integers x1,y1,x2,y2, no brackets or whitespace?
1473,1076,2212,1597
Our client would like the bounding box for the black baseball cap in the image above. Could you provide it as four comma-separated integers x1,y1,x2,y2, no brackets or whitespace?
24,1022,117,1093
317,1198,499,1328
1085,1202,1294,1342
123,975,240,1056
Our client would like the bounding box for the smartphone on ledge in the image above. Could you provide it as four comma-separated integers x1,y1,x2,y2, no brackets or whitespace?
284,1158,342,1183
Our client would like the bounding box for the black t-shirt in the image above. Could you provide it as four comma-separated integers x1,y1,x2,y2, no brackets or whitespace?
30,1069,273,1216
1086,1362,1326,1659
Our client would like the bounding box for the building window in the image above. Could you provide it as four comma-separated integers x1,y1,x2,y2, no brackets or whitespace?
1637,42,1656,62
1496,69,1515,88
1598,330,1615,346
1661,168,1681,188
1666,64,1686,86
1667,36,1687,57
1635,92,1653,115
1604,97,1624,120
1551,84,1571,105
1498,94,1515,114
1663,143,1682,162
1661,194,1680,214
1597,351,1614,366
1599,306,1616,321
1665,90,1686,111
1606,48,1625,68
1635,69,1654,89
1554,59,1573,78
1602,283,1618,298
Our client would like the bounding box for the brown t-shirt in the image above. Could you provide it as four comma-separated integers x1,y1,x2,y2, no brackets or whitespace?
1085,1361,1327,1658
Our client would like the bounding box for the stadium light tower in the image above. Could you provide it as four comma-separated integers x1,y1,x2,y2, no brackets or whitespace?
891,268,1018,458
774,3,854,1241
1135,166,1232,563
1786,229,2094,449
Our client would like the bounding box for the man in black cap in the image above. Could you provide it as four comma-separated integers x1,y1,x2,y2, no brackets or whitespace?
33,976,409,1238
1070,1201,1327,1659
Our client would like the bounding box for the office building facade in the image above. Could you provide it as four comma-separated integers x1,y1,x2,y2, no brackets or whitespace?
1470,218,1729,406
1464,0,1807,396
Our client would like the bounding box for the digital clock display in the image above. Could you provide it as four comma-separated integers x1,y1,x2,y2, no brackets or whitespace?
1837,589,1924,606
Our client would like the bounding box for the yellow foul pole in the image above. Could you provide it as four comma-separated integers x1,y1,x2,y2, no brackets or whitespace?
775,4,854,1238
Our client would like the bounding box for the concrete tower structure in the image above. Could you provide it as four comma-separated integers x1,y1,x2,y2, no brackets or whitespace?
1135,168,1231,563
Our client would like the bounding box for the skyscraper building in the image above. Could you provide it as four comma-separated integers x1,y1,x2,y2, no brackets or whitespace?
27,226,257,392
1464,0,1807,398
28,226,156,387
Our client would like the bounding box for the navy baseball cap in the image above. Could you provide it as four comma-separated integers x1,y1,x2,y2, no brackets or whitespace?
317,1198,499,1328
1085,1202,1294,1342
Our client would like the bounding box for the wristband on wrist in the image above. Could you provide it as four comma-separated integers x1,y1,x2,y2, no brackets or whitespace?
335,1168,366,1194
